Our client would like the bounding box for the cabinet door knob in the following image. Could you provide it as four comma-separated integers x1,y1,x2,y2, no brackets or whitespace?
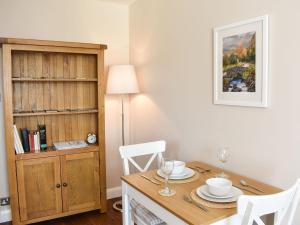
63,182,68,187
56,184,61,188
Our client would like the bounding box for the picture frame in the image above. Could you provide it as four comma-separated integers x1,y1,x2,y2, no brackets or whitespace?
214,15,269,107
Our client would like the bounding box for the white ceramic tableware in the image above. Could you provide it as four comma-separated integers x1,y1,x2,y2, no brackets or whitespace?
206,178,232,197
157,167,195,180
196,185,243,203
200,185,235,199
171,161,186,175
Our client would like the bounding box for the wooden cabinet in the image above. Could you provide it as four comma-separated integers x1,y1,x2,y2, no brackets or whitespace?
16,152,101,222
16,157,62,221
1,38,107,225
61,152,100,212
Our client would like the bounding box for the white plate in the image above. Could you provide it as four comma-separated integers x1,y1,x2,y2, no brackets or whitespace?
196,185,243,203
157,167,195,180
200,185,235,199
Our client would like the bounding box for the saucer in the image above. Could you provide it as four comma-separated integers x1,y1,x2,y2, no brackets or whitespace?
200,185,235,199
157,167,195,180
196,185,243,203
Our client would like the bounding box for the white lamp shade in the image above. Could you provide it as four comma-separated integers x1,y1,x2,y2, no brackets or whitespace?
107,65,139,94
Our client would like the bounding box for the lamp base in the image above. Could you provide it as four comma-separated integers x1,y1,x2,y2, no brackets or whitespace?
112,200,123,212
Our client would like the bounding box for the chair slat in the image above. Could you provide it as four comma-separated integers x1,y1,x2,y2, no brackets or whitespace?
120,140,166,176
119,141,167,225
238,179,300,225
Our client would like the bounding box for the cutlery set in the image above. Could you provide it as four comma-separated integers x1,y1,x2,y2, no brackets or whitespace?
239,179,265,193
187,165,211,173
183,195,208,212
140,175,160,185
233,185,261,195
139,165,264,213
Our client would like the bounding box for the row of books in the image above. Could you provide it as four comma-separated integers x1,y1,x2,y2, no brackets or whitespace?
14,124,47,154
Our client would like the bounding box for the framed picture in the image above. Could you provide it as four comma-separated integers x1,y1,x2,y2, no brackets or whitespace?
214,15,268,107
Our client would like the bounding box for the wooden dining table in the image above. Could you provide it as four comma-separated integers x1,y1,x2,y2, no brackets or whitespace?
121,161,281,225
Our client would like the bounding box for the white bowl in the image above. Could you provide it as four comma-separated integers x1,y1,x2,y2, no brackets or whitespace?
171,161,186,175
206,178,232,197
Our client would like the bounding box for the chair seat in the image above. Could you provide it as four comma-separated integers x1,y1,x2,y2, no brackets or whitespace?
130,199,166,225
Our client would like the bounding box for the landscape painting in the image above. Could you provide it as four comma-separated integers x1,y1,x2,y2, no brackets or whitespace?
222,31,256,92
214,16,268,107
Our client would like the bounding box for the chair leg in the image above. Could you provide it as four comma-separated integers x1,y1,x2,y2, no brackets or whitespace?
122,181,134,225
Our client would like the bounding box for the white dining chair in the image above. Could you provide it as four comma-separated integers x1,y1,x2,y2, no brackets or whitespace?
119,140,167,225
237,179,300,225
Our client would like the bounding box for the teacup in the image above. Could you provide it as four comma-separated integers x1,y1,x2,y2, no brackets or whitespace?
206,178,232,197
171,161,186,175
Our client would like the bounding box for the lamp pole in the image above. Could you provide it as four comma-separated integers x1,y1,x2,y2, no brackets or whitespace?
121,95,125,146
106,65,139,212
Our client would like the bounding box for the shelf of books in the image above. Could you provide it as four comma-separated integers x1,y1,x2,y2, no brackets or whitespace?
11,50,99,157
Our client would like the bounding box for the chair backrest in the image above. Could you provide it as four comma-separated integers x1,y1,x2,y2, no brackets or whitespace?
119,140,166,176
237,179,300,225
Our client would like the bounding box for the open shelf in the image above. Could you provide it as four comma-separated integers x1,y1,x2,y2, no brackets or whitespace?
13,109,98,117
12,78,98,82
15,144,99,160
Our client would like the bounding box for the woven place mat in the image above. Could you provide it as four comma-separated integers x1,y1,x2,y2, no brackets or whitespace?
190,189,237,209
154,171,200,184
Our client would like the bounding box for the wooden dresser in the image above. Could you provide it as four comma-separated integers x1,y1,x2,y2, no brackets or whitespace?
1,38,107,225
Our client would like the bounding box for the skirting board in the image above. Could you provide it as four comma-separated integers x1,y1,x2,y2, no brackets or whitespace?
107,186,122,199
0,186,122,223
0,207,11,223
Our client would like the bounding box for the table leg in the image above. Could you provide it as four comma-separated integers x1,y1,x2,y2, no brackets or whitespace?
122,181,134,225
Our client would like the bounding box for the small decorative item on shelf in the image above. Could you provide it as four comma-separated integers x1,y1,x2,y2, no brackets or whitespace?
87,133,97,144
53,140,88,150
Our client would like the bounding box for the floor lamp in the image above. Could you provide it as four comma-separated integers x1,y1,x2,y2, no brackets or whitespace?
106,65,139,211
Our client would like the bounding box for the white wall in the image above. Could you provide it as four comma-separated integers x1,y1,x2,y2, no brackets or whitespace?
0,0,129,221
130,0,300,222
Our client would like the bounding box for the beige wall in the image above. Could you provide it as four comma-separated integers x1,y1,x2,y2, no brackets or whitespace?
0,0,129,220
130,0,300,222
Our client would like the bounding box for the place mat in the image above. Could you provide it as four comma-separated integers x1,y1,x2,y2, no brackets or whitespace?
190,189,237,209
154,171,200,184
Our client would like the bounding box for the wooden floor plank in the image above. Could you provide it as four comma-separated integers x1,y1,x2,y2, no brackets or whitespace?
0,198,122,225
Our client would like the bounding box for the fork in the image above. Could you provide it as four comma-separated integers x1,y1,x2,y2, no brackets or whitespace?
183,195,208,212
188,166,211,173
233,185,261,195
195,166,211,173
140,175,160,185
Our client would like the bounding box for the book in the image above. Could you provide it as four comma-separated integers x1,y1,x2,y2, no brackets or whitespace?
13,125,24,154
33,132,39,152
21,128,30,152
28,131,35,152
38,125,47,151
13,129,20,154
37,131,41,151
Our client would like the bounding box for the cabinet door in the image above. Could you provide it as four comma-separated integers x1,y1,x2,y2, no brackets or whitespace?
16,157,62,221
61,152,100,212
